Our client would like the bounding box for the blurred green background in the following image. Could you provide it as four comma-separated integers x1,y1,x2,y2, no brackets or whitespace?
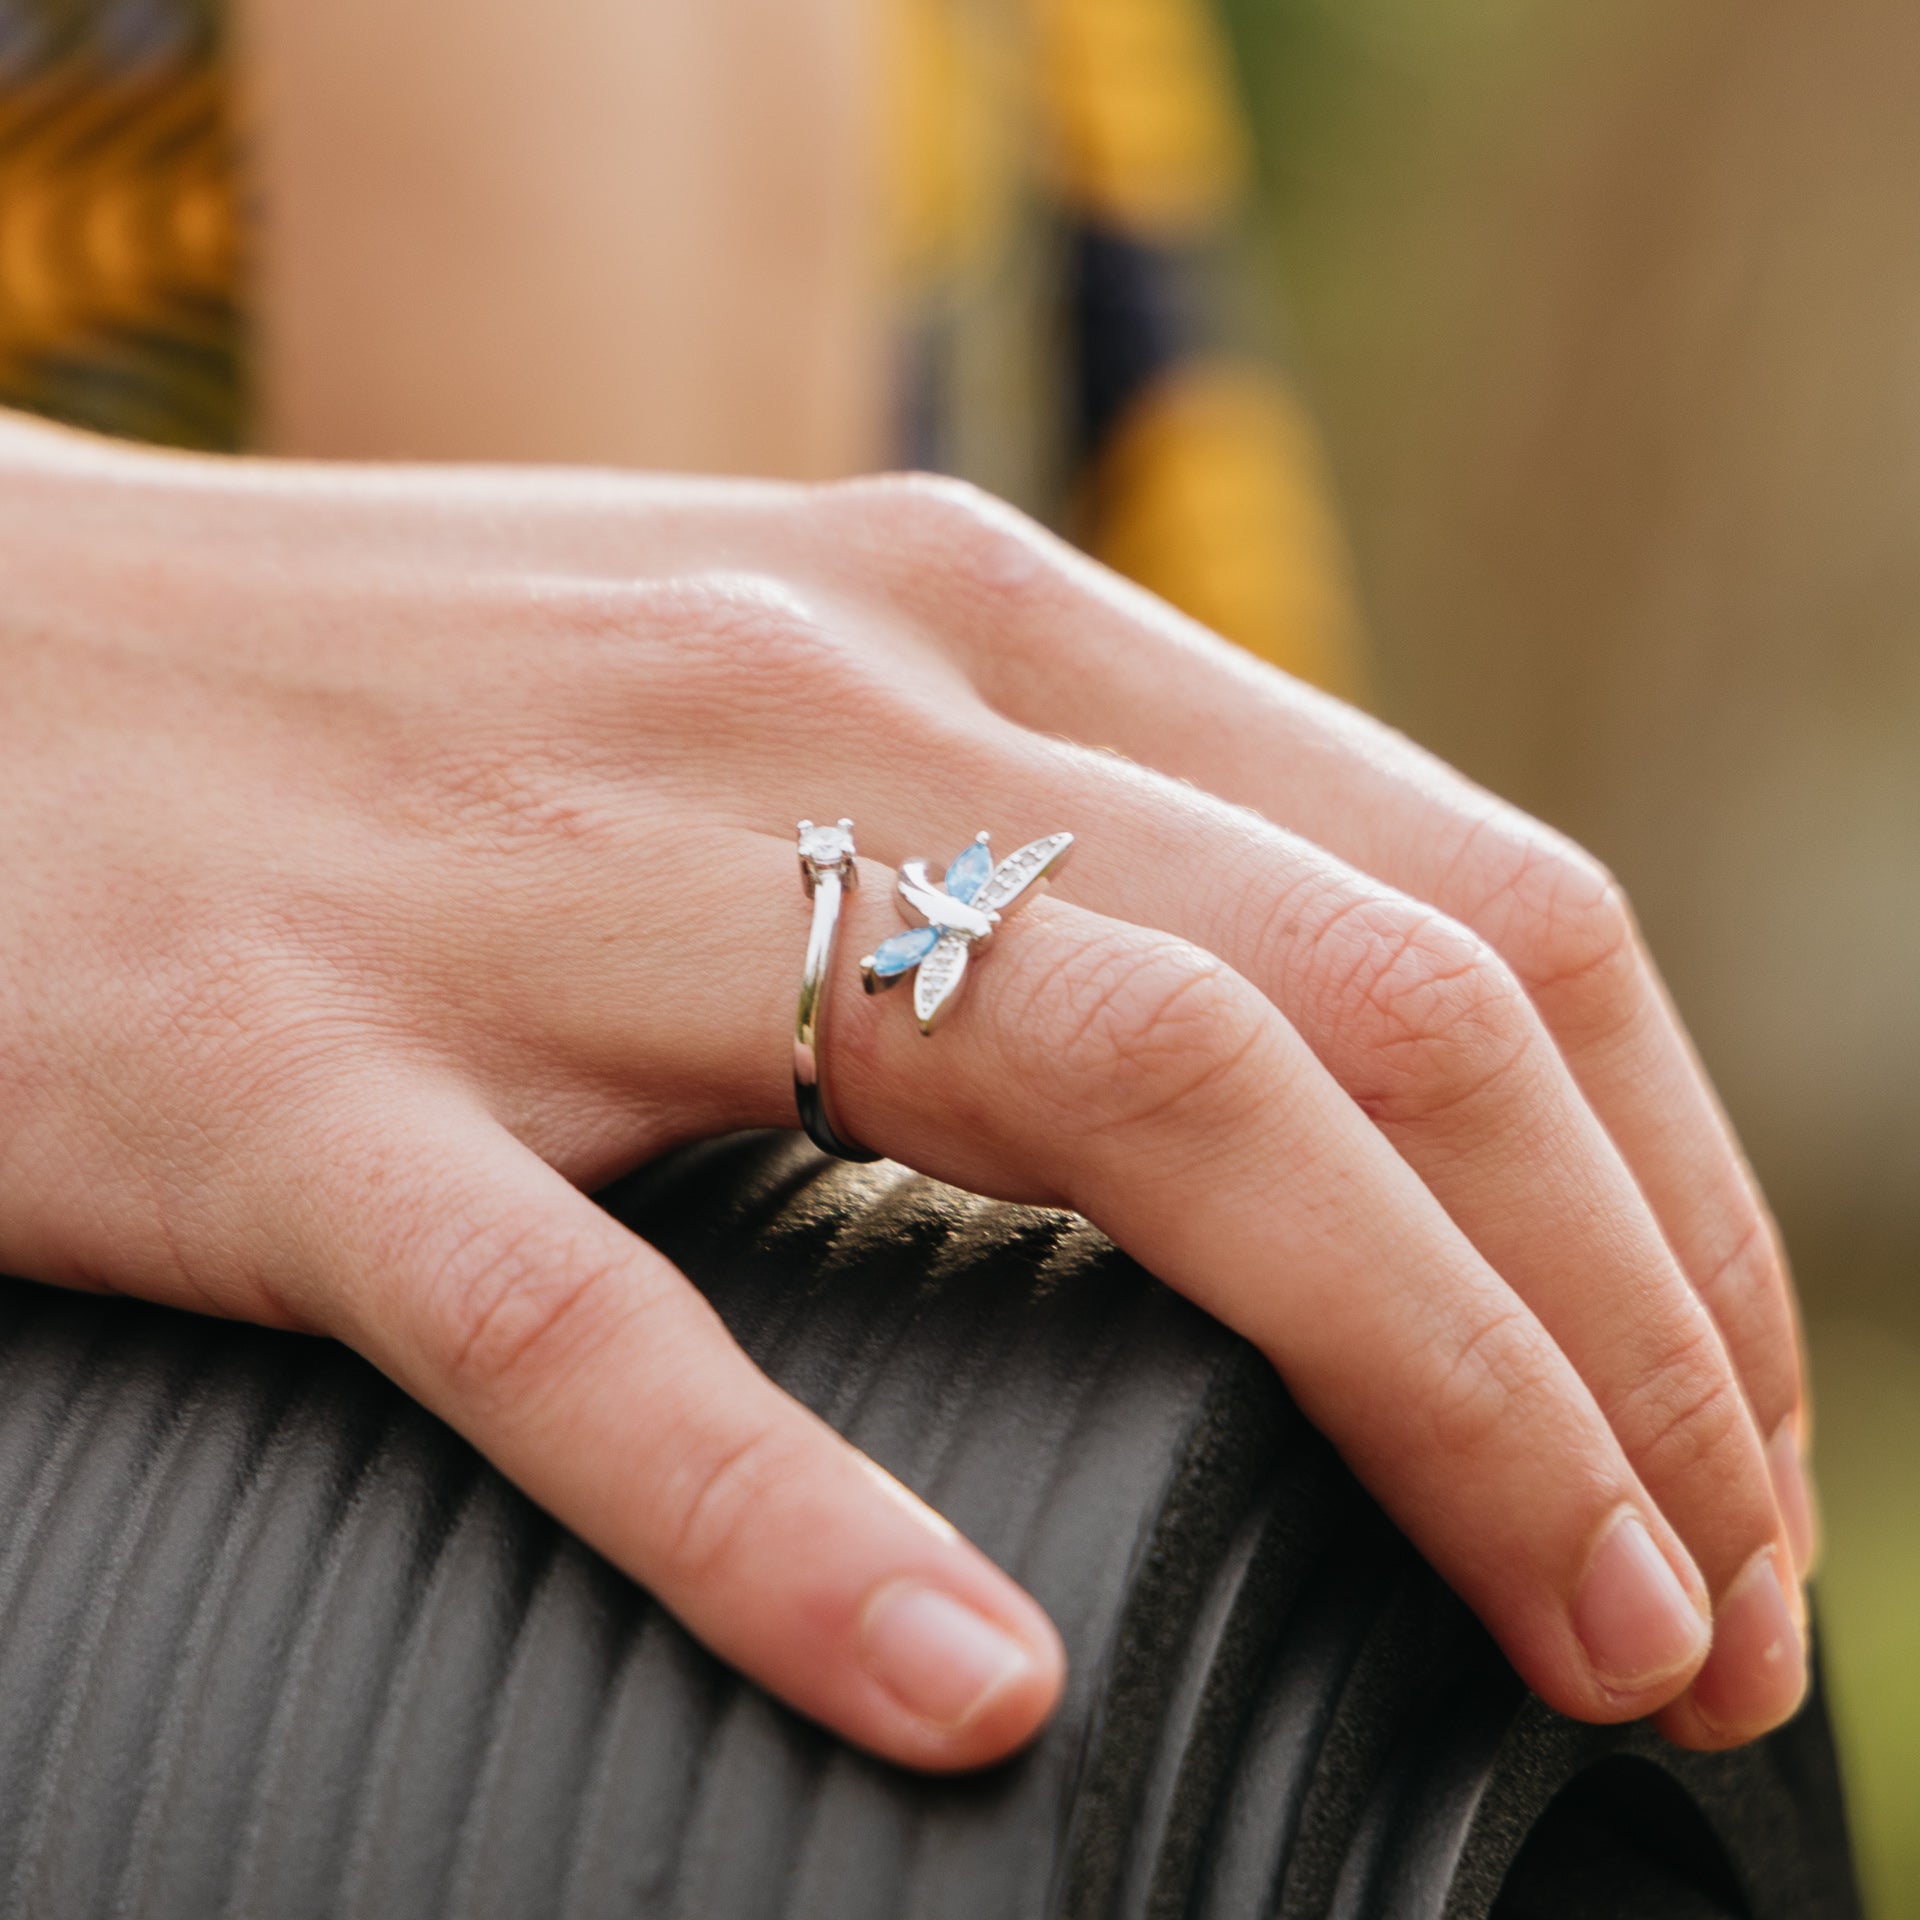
1218,0,1919,1909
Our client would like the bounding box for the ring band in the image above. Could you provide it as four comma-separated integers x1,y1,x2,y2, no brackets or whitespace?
794,820,880,1162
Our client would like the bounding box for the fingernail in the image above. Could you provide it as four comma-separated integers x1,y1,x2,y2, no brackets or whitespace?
1572,1509,1711,1695
1768,1418,1820,1582
1690,1545,1809,1741
859,1581,1035,1732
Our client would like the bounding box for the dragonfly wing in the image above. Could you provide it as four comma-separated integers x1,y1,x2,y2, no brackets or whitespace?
944,839,994,904
913,933,970,1032
864,924,940,993
976,833,1074,915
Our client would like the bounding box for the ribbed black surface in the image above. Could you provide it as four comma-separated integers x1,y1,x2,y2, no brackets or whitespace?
0,1132,1861,1919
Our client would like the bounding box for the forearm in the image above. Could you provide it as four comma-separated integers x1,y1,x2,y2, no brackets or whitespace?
234,0,890,478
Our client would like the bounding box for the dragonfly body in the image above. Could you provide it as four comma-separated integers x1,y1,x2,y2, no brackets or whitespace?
861,830,1075,1032
897,864,996,940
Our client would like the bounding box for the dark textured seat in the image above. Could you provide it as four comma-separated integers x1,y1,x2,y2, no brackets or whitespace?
0,1131,1860,1919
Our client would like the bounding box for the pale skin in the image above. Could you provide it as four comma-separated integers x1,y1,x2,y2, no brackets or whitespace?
0,0,1815,1772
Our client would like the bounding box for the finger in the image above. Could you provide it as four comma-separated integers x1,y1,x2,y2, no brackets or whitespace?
285,1080,1065,1772
825,475,1813,1580
800,887,1735,1728
824,743,1803,1747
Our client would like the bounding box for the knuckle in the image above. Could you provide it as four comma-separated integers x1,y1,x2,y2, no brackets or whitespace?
1695,1214,1782,1325
1694,1214,1801,1418
1616,1321,1753,1492
653,572,968,747
1311,896,1537,1126
455,571,894,780
851,470,998,542
651,1419,798,1589
465,568,869,712
1032,931,1269,1142
1476,830,1644,1032
840,472,1056,606
1421,1306,1557,1464
426,1218,632,1413
655,571,866,691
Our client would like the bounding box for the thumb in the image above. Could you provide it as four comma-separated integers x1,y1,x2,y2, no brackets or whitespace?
294,1088,1064,1770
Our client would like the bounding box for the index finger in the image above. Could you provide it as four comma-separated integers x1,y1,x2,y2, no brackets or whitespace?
285,1080,1066,1772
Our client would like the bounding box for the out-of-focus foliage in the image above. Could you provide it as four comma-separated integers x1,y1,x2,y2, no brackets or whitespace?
1217,2,1920,1911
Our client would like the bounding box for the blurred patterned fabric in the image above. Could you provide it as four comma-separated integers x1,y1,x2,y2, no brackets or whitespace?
0,0,243,449
894,0,1364,693
0,0,1361,691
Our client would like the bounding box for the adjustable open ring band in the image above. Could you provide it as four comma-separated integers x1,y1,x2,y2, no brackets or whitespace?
793,821,881,1163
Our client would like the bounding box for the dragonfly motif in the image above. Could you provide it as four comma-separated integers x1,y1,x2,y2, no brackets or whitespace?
861,830,1075,1033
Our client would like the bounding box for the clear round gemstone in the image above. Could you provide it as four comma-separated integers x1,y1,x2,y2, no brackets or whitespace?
799,824,854,866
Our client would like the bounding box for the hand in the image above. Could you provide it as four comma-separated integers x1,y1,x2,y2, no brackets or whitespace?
0,416,1813,1770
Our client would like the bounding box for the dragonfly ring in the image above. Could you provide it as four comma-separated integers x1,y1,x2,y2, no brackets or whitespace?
862,829,1075,1033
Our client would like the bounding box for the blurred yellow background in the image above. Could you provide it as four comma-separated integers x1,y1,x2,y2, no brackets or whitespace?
1216,0,1919,1909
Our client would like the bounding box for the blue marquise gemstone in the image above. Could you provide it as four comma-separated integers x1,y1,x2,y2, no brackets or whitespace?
871,925,940,976
945,841,993,904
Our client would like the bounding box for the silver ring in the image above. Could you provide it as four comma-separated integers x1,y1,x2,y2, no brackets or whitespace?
794,820,880,1162
861,829,1074,1034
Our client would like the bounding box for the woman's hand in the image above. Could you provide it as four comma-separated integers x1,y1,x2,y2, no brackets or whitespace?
0,416,1813,1770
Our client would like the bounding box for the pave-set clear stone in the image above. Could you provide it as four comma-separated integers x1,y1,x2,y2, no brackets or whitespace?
975,832,1071,911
